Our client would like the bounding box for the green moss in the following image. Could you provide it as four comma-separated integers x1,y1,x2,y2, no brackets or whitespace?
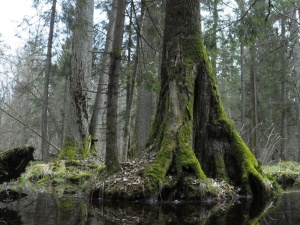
37,175,51,185
60,138,77,159
66,171,91,185
214,153,229,182
24,163,52,181
57,197,74,218
59,136,92,159
81,136,91,158
177,123,206,180
65,159,82,167
230,130,276,196
144,132,175,182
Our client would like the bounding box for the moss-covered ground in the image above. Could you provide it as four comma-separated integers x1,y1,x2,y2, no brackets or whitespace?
263,161,300,190
0,151,239,202
5,153,300,202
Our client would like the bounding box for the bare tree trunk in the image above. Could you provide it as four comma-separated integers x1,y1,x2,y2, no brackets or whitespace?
249,43,258,156
89,0,118,156
105,0,126,174
280,16,287,160
41,0,56,162
240,43,246,125
293,2,300,161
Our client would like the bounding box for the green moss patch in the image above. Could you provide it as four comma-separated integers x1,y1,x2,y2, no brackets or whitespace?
20,157,104,194
263,161,300,190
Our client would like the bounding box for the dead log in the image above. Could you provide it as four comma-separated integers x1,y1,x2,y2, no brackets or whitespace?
0,146,35,183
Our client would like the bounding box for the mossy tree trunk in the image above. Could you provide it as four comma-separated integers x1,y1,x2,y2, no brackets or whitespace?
61,0,94,158
193,26,272,198
146,0,274,199
145,0,207,200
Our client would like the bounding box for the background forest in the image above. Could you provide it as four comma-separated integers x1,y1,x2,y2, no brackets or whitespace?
0,0,298,165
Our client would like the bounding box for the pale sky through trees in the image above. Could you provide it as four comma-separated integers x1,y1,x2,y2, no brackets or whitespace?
0,0,35,51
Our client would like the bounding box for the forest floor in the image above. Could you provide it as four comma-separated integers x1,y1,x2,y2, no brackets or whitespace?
1,152,299,203
0,151,237,202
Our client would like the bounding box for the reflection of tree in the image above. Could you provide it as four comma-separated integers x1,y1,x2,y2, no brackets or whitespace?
207,198,273,225
262,192,300,225
6,193,89,225
91,198,273,225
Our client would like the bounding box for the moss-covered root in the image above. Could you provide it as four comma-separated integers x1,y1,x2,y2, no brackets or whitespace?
231,130,278,197
144,126,211,201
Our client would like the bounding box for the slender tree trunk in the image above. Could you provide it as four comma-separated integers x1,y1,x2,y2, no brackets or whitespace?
41,0,56,162
292,2,300,161
249,43,258,156
121,1,136,162
240,43,246,125
280,17,287,160
89,0,118,156
105,0,126,174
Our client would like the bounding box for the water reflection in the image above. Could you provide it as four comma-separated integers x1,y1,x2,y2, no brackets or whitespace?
261,192,300,225
1,191,300,225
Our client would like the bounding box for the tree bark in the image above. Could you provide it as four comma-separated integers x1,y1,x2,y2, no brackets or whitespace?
249,43,258,156
121,1,139,162
105,0,126,174
280,16,287,160
41,0,56,162
145,0,207,200
62,0,94,157
240,43,246,125
145,0,273,199
89,0,118,156
211,0,219,75
292,1,300,161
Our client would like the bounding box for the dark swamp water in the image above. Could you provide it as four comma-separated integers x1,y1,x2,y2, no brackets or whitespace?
0,191,300,225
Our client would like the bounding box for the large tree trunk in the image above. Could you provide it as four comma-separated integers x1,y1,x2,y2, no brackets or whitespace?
145,0,207,200
62,0,94,158
145,0,273,199
105,0,126,174
193,42,271,196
